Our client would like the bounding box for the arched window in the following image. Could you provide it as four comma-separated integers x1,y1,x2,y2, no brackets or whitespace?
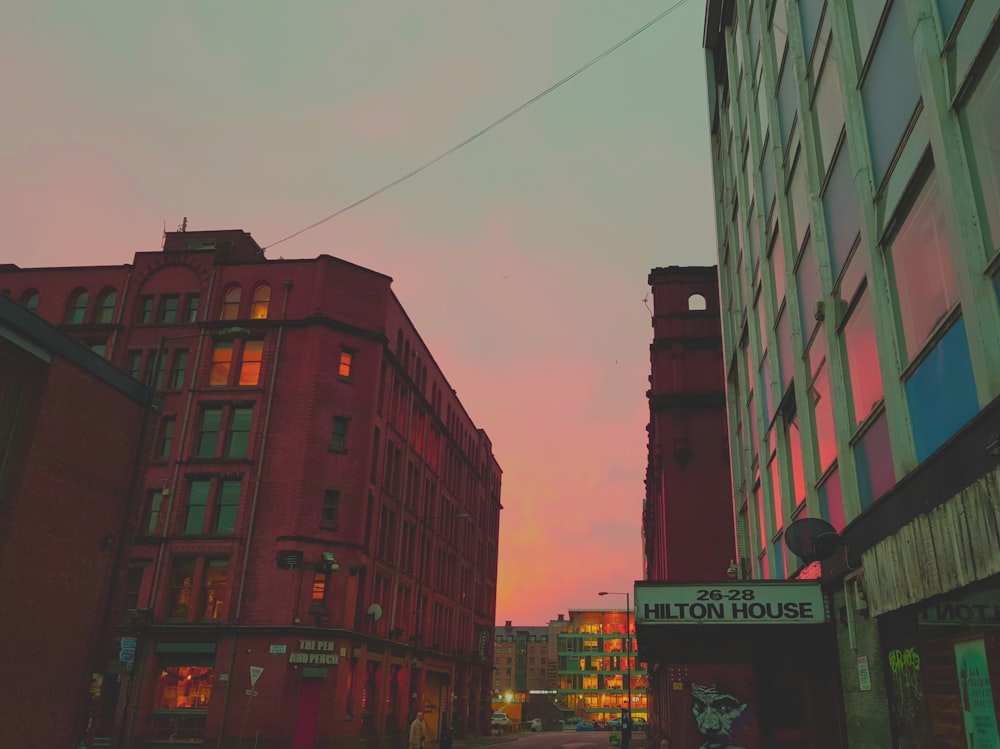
20,290,39,311
250,284,270,319
688,293,707,311
66,289,90,324
96,289,118,323
220,286,241,320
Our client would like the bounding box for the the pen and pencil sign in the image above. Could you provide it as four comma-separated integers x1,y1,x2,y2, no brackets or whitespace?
635,582,827,625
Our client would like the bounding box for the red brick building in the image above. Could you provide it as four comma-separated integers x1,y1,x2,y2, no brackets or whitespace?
641,266,736,737
0,229,502,749
0,292,158,749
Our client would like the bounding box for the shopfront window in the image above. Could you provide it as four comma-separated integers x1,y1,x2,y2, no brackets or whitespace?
149,664,214,742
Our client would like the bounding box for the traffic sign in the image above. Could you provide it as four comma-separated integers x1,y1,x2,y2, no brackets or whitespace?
249,666,263,685
245,689,258,697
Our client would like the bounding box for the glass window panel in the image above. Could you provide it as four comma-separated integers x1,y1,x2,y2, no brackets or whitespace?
790,158,810,254
799,0,825,62
221,287,241,320
776,307,794,391
67,290,89,324
169,350,188,390
837,237,866,307
748,392,759,460
796,238,822,342
159,295,179,323
238,341,263,386
772,535,787,579
748,201,760,270
964,56,1000,255
339,351,354,378
789,421,806,508
755,483,767,552
776,62,798,152
146,490,164,535
770,226,786,305
226,407,253,459
756,291,769,362
769,452,784,530
185,480,210,534
250,285,270,320
854,412,895,511
759,549,770,580
331,416,349,451
157,416,176,460
760,357,774,425
808,332,837,472
215,481,241,533
761,136,777,217
97,290,117,323
773,0,788,56
905,319,979,462
843,287,883,426
823,147,861,280
890,174,959,360
185,295,200,322
850,0,889,65
197,408,222,458
936,0,966,37
861,0,921,186
168,559,196,619
814,40,845,175
209,342,233,386
322,489,340,528
139,296,153,324
818,468,846,531
202,560,229,620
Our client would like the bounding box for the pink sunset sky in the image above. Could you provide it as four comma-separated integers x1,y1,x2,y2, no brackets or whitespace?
1,1,718,625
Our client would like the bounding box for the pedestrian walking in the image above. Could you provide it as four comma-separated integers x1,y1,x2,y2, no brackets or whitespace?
409,711,427,749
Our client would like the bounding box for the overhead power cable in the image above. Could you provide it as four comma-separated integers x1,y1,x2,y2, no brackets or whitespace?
264,0,693,250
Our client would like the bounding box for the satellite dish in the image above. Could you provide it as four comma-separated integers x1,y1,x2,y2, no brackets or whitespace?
367,603,383,622
784,517,841,563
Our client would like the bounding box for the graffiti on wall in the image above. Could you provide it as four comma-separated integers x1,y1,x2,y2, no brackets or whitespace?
691,683,749,749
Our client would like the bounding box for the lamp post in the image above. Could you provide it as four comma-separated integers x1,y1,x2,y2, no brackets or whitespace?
598,591,632,736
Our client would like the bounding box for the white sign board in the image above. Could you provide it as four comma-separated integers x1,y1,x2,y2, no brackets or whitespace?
249,666,264,685
635,582,826,625
857,657,872,691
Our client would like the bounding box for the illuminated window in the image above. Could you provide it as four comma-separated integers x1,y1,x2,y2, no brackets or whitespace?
66,289,89,324
154,665,214,711
842,286,882,427
250,284,270,319
201,560,229,619
209,342,233,386
339,350,354,378
220,286,241,320
96,289,117,323
238,341,263,386
310,572,327,613
168,558,196,618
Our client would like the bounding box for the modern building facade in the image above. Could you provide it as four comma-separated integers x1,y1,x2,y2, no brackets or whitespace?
0,229,502,749
0,293,158,749
703,0,1000,746
556,609,647,725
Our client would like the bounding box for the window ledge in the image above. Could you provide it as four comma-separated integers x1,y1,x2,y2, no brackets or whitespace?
328,447,347,454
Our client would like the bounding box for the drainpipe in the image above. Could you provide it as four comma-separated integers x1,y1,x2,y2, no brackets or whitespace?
216,279,292,747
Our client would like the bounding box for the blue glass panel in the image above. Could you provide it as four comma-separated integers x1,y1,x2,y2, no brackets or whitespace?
823,148,861,279
854,413,894,511
772,537,787,579
799,0,826,61
861,0,922,186
936,0,966,37
905,319,979,462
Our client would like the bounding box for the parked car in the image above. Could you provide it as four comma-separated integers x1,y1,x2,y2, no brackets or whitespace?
529,718,543,732
606,718,623,731
491,713,513,733
576,721,596,732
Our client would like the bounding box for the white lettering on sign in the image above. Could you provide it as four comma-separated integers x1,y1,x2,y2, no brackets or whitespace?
289,653,339,665
635,583,826,625
298,640,337,652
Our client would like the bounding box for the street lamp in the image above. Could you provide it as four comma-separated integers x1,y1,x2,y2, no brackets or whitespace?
599,591,632,735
